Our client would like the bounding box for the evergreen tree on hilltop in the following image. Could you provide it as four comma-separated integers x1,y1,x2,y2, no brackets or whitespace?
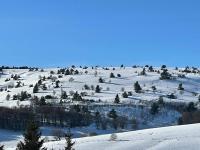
16,121,46,150
134,81,142,93
114,94,120,104
65,129,75,150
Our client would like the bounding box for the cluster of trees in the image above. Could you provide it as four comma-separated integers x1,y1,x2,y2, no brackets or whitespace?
12,91,31,101
0,105,92,131
56,68,79,75
0,121,75,150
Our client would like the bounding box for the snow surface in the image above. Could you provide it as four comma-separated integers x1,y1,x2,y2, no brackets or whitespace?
0,67,199,108
1,123,200,150
0,66,200,149
44,123,200,150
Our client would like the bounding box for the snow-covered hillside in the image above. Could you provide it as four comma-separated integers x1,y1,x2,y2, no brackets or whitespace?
2,123,200,150
44,123,200,150
0,66,200,149
0,66,199,107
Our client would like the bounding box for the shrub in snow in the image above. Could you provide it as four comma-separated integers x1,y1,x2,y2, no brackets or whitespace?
95,85,101,93
99,77,104,83
55,80,60,88
122,91,128,98
167,93,177,99
84,84,90,90
69,77,74,82
117,74,121,77
51,129,65,141
121,87,125,92
106,87,110,91
178,83,184,90
110,133,117,141
128,91,133,96
152,86,156,91
6,94,10,101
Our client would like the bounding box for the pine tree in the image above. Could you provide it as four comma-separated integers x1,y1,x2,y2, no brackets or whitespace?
0,145,4,150
16,121,46,150
134,81,142,93
33,83,39,93
110,72,115,78
65,129,75,150
114,94,120,104
95,85,101,93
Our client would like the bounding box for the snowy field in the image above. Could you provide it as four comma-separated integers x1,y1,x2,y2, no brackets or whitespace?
1,123,200,150
0,66,200,149
0,66,199,107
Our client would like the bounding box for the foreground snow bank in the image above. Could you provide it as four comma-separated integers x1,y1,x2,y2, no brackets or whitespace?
45,123,200,150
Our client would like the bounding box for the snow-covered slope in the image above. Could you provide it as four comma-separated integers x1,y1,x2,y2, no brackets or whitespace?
44,123,200,150
1,123,200,150
0,67,199,108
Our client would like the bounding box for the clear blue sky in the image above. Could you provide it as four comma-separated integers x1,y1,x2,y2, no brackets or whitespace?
0,0,199,67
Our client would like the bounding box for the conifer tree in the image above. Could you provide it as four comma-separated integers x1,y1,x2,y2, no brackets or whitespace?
134,81,142,93
33,83,39,93
16,121,46,150
110,72,115,78
114,94,120,104
95,85,101,93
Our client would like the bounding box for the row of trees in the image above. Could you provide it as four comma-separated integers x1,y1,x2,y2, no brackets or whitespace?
0,106,92,131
